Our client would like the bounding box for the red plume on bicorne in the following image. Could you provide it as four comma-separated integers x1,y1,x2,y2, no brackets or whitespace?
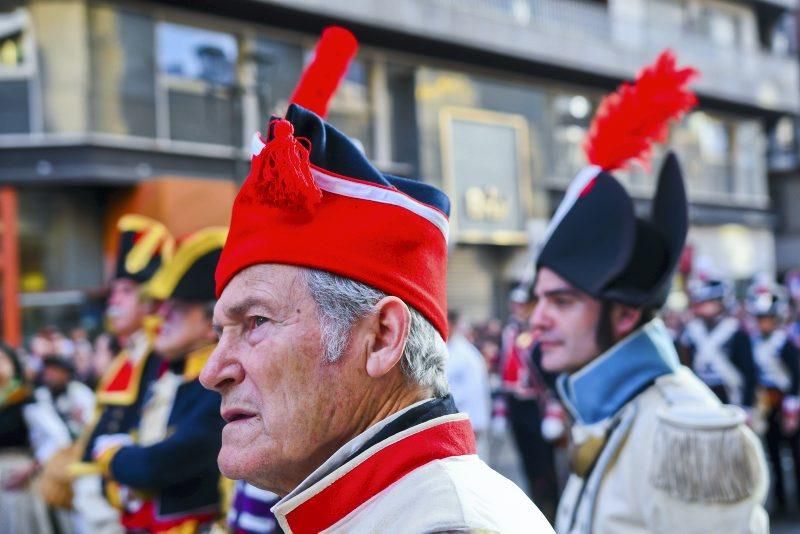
289,26,358,118
583,50,699,173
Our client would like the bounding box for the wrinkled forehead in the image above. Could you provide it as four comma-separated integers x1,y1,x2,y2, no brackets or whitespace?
214,264,309,318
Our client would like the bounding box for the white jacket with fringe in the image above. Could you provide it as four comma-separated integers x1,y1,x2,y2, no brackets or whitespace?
556,367,769,534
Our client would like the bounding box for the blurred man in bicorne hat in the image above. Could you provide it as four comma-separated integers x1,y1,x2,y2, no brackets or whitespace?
92,227,227,532
42,215,172,533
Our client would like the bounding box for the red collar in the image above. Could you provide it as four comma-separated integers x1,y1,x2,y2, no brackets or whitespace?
278,414,475,533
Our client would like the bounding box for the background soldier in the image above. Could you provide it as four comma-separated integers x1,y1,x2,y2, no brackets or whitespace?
680,276,758,410
446,309,492,458
93,227,227,532
67,215,173,534
35,355,95,440
747,279,800,513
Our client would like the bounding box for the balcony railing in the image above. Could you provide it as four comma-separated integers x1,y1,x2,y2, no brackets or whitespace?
422,0,799,112
434,0,611,39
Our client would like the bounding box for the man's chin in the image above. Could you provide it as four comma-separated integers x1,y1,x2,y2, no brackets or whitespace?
218,447,284,496
217,446,250,481
540,349,569,374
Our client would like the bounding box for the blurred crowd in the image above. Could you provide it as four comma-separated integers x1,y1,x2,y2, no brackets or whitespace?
5,259,800,531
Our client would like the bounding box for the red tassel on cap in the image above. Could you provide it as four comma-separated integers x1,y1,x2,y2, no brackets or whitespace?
584,50,698,172
248,119,322,213
289,26,358,118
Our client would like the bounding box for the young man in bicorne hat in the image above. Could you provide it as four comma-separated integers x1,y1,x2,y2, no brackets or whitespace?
529,51,769,532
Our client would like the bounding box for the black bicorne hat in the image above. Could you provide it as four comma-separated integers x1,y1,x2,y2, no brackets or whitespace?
536,50,697,309
537,154,687,308
114,215,175,284
145,227,227,302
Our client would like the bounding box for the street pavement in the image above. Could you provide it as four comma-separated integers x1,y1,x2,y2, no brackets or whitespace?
486,422,800,532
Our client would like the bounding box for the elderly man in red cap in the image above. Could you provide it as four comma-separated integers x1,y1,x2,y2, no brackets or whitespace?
200,83,551,534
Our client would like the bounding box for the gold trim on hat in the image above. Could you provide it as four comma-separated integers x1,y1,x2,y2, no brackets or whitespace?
144,227,228,301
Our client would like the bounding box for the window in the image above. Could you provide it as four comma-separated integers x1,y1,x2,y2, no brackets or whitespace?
158,23,236,85
733,120,766,200
683,1,755,51
19,188,105,293
89,5,156,137
768,116,797,171
551,93,594,184
671,111,765,205
0,7,31,133
770,12,797,56
157,22,241,146
0,28,23,67
672,112,731,198
387,62,419,177
253,36,303,127
327,58,373,157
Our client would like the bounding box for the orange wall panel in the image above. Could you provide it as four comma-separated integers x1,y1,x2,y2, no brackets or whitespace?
104,177,237,277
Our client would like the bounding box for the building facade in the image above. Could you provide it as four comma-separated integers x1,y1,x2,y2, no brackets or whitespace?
0,0,797,336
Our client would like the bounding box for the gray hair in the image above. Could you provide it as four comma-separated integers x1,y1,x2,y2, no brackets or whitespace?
301,268,449,397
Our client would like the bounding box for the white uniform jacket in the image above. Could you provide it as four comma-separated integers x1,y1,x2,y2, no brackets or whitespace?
272,396,554,533
556,327,769,534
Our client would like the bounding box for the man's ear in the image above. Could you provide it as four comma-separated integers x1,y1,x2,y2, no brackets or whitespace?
611,303,643,341
364,297,410,379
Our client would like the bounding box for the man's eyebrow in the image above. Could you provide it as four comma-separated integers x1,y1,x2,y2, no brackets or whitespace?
540,288,581,299
221,296,274,320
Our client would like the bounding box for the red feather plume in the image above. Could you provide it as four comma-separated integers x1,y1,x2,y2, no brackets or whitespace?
289,26,358,118
584,50,698,172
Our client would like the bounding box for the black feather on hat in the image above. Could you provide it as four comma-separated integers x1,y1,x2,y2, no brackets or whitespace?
536,51,698,308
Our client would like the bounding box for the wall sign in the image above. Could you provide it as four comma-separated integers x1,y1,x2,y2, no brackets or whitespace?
440,107,531,245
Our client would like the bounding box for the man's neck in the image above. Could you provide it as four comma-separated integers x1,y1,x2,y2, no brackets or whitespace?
270,385,430,497
361,387,430,434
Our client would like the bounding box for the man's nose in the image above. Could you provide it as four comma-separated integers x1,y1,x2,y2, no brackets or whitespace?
529,301,550,332
200,335,244,392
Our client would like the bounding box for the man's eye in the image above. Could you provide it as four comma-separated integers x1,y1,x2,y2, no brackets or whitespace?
250,316,269,328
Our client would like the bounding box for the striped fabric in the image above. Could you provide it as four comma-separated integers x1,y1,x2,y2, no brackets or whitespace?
228,481,281,534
